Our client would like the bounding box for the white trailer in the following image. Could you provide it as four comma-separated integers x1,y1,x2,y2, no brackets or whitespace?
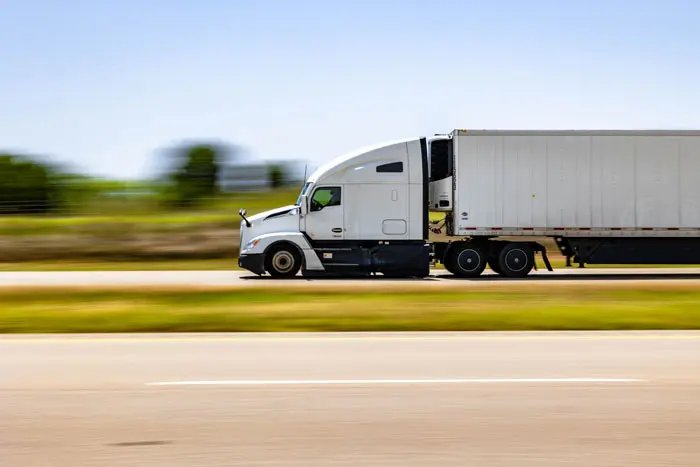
238,130,700,278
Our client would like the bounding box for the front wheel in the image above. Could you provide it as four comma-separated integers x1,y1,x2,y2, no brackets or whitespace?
265,245,302,278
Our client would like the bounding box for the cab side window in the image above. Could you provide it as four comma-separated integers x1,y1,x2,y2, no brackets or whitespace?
310,187,341,212
376,161,403,173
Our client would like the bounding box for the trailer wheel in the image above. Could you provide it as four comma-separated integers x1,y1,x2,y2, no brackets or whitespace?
265,244,302,278
488,259,503,275
487,243,506,275
443,254,457,275
446,243,486,278
497,243,534,278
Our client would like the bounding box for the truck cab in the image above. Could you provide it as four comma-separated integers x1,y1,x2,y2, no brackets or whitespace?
238,137,433,277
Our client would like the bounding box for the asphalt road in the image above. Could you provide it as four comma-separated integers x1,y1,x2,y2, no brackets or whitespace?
2,267,700,287
2,332,699,466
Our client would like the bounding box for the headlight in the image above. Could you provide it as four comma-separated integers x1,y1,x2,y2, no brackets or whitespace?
244,239,260,251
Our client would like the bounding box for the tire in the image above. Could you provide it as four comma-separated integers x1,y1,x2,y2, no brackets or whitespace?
443,262,456,275
443,254,457,275
488,259,503,275
497,243,534,278
265,244,302,278
488,243,505,275
445,243,487,278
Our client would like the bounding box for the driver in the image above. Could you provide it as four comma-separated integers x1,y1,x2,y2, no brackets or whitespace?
327,189,340,207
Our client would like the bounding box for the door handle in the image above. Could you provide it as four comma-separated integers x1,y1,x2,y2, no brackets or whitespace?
332,228,343,233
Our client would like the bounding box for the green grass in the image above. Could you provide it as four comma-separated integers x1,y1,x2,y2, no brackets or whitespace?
0,189,299,236
1,285,699,333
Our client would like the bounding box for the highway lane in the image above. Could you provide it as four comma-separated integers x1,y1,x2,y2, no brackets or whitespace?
2,267,700,287
2,332,700,466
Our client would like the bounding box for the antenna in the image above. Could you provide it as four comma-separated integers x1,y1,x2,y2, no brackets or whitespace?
302,164,308,185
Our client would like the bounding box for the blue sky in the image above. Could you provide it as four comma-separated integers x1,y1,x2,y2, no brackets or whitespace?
1,0,699,179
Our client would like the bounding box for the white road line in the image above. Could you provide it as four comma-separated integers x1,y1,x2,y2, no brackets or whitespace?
147,378,645,386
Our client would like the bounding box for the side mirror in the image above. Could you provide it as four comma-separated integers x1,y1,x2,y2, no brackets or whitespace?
238,208,251,227
300,195,308,216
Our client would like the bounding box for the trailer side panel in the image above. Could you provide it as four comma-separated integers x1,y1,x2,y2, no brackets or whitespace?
453,132,700,237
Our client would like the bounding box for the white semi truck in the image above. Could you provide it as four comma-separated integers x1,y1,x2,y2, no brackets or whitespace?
238,130,700,278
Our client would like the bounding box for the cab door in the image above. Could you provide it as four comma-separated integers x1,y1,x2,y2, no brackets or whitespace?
303,186,344,240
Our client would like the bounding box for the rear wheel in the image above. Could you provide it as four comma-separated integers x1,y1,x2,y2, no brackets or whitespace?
488,259,503,275
443,262,456,275
446,243,487,278
498,243,534,278
265,244,302,278
443,255,457,275
488,243,506,275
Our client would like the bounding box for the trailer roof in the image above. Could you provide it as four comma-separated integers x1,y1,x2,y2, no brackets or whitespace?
453,129,700,136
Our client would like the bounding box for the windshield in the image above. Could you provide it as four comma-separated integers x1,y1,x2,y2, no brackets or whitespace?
295,182,312,206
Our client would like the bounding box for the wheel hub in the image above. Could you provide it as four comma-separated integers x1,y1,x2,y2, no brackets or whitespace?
272,251,295,273
504,249,528,272
457,249,481,272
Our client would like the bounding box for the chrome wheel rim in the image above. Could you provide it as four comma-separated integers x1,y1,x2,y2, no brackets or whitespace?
272,251,295,273
457,249,481,272
504,249,528,272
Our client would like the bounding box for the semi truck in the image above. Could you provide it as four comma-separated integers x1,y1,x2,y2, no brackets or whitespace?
238,129,700,278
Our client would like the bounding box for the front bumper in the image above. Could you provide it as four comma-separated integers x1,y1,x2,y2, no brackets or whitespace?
238,253,266,275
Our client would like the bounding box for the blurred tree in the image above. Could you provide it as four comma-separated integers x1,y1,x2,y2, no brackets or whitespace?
268,164,285,189
0,154,62,215
165,142,230,208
